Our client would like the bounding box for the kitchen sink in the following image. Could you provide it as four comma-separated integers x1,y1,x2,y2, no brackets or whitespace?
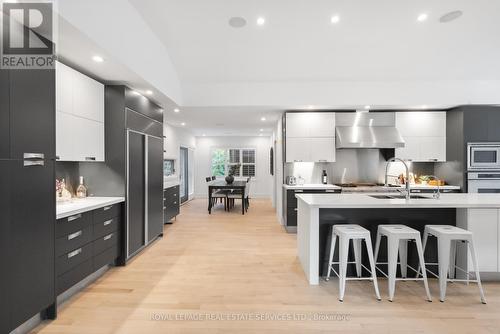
369,194,433,200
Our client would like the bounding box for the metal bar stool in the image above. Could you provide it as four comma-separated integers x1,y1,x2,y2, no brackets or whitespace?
326,224,381,302
374,224,432,302
417,225,486,304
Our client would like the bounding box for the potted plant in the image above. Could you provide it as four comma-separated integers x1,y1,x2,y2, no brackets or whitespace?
225,164,240,184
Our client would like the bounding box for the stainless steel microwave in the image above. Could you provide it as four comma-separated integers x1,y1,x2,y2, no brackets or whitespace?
467,142,500,170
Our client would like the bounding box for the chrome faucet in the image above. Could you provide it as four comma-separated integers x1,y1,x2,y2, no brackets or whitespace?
384,157,411,200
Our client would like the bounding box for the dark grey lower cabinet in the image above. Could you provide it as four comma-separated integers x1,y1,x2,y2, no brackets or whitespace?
164,185,180,223
55,203,123,295
128,131,146,256
0,161,10,333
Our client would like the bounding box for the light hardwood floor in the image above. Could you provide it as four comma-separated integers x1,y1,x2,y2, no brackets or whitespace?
33,199,500,334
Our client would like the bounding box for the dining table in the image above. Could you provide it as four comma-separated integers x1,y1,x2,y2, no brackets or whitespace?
208,180,247,215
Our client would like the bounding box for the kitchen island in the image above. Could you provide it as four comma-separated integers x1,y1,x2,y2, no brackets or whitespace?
296,193,500,285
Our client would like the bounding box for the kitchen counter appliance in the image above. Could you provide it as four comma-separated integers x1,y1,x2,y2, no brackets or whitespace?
468,172,500,193
467,142,500,171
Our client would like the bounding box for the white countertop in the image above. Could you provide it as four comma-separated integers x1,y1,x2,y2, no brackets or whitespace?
296,193,500,209
57,197,125,219
164,180,180,189
405,184,461,190
282,184,341,190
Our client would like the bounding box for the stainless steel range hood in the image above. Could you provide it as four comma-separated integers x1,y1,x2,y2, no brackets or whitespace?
335,112,405,149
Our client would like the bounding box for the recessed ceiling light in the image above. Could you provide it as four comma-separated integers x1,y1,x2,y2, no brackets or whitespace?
256,17,265,26
132,91,141,96
260,128,264,132
440,10,463,23
307,105,315,110
422,104,428,109
229,16,247,28
330,15,340,24
145,90,153,95
202,134,206,137
181,122,186,126
417,13,428,22
92,55,104,63
174,108,180,113
259,134,263,136
260,117,266,121
364,105,371,110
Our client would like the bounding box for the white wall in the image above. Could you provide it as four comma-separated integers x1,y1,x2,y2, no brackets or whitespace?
164,123,196,198
194,136,273,198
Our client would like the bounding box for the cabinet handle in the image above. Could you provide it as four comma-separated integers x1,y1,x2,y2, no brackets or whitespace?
85,157,96,161
23,153,44,159
163,197,166,200
173,194,177,197
56,156,60,160
326,190,336,193
173,201,177,204
103,219,112,226
318,159,327,162
429,158,438,162
293,160,303,162
295,190,304,193
103,206,112,211
163,206,166,210
67,214,82,222
103,234,113,241
68,230,82,240
294,208,298,211
67,248,82,259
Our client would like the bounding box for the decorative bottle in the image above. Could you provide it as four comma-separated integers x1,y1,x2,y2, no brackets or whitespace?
322,170,328,184
76,176,87,198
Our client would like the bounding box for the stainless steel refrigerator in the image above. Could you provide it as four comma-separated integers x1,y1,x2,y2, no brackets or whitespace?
126,129,163,258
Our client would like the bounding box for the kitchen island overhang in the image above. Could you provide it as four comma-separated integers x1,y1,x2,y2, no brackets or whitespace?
296,193,500,285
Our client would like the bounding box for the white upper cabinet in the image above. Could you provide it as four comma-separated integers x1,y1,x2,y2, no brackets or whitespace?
286,112,335,137
56,61,105,162
395,112,446,162
285,112,336,162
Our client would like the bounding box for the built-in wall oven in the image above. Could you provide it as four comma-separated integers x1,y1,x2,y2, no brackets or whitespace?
467,142,500,170
467,172,500,193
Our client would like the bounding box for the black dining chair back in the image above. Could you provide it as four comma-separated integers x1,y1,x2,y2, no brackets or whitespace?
212,176,216,180
205,177,212,182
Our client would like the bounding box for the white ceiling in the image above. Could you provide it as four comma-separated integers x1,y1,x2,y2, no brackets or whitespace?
164,106,282,137
56,0,500,136
130,0,500,84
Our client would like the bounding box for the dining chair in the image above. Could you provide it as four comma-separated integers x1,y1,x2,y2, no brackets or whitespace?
206,176,227,210
227,177,251,212
212,176,216,180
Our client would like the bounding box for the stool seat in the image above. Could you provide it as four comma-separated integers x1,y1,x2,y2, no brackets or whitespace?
378,224,420,238
425,225,472,237
333,224,369,237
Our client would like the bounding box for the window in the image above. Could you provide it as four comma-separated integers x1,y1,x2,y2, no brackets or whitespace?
163,159,175,177
210,148,256,177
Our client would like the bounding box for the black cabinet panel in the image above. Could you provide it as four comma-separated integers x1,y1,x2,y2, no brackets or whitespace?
56,243,93,276
93,230,119,256
9,70,55,160
128,131,146,255
56,211,92,238
488,111,500,141
125,87,163,123
9,160,55,328
93,204,121,224
0,70,9,159
148,136,164,240
93,243,120,271
56,259,93,295
56,225,93,257
0,161,11,333
126,108,163,138
93,216,119,239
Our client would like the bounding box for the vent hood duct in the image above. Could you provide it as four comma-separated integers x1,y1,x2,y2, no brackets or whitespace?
335,112,405,149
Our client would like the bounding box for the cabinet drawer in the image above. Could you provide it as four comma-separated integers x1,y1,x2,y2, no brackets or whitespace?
93,242,120,271
287,190,299,207
56,225,93,257
286,209,297,227
56,212,92,238
56,258,93,295
56,243,93,276
93,216,119,239
164,185,179,198
93,231,119,256
93,204,121,223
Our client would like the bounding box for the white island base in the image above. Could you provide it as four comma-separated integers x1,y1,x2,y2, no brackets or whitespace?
296,193,500,285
